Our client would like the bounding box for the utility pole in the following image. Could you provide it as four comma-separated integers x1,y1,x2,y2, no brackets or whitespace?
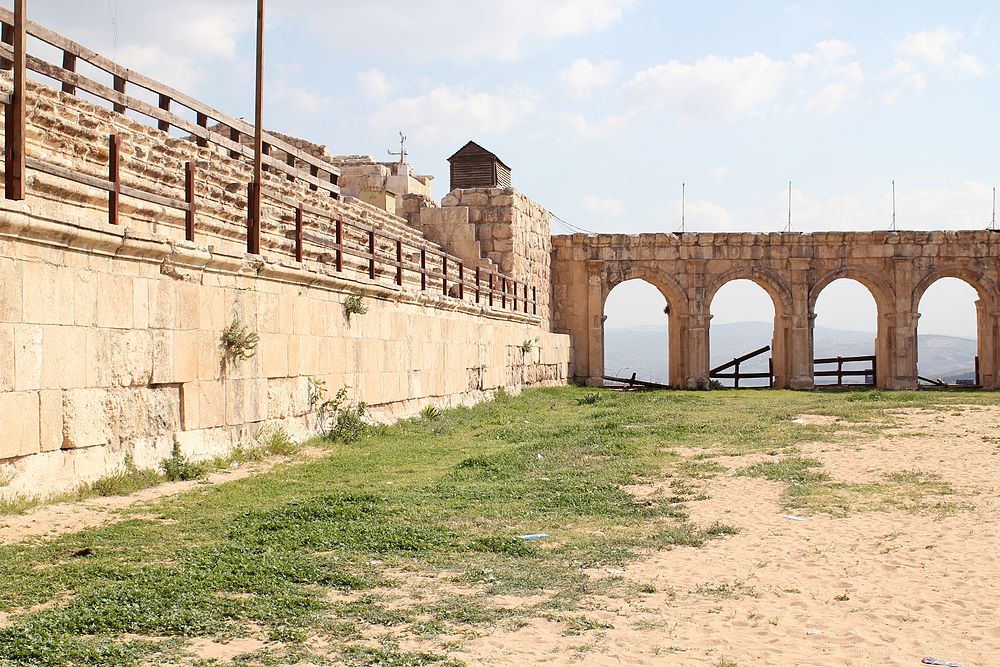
249,0,264,254
678,183,686,232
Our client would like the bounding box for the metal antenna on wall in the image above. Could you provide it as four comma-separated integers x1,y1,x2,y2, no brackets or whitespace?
990,187,997,231
388,131,407,165
890,180,896,231
784,181,793,232
678,183,687,232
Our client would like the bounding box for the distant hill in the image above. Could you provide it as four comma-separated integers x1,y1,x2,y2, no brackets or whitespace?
604,322,977,385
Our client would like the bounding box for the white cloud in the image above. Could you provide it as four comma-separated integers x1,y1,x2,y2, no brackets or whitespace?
279,0,634,61
583,195,628,216
621,53,790,125
619,40,864,125
555,58,621,99
708,166,730,183
548,110,640,140
665,197,734,230
789,182,994,231
22,0,249,93
881,28,986,104
883,73,927,105
368,85,538,144
358,69,393,105
268,83,331,115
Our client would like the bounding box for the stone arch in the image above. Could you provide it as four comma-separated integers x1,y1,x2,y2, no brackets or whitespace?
704,267,795,388
809,267,897,390
911,265,1000,389
911,265,1000,314
602,264,689,315
809,266,896,318
600,264,691,388
706,266,793,316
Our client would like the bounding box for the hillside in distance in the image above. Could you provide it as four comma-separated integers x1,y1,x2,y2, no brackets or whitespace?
604,322,977,385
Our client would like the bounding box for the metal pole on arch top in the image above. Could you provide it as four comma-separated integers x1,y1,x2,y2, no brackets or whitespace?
249,0,264,254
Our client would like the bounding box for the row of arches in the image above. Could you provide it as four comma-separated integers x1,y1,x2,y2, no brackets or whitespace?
604,276,981,387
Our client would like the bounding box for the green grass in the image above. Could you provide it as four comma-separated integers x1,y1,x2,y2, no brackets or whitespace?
0,385,995,666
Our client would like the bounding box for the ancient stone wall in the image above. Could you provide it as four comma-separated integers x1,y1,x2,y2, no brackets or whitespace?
0,76,571,499
552,231,1000,391
416,188,554,329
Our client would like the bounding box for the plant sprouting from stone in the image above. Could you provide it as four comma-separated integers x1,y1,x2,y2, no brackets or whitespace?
222,317,260,364
344,292,369,321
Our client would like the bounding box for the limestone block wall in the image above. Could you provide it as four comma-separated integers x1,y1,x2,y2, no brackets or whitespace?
424,188,554,330
0,199,571,499
0,74,572,500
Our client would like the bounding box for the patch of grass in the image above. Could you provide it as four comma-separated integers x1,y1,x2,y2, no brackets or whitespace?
1,386,996,665
86,456,162,498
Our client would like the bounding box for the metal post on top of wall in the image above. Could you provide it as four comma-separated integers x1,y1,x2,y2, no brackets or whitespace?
248,0,264,254
4,0,26,200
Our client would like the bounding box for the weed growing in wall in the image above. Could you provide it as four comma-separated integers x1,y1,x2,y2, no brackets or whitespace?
344,292,369,321
221,317,260,364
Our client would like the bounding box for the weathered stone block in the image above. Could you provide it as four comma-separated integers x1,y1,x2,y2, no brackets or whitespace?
97,272,133,329
61,388,110,450
42,325,88,389
22,261,74,325
0,391,40,459
148,279,177,329
109,329,153,387
173,330,200,383
151,329,174,383
177,282,201,331
39,389,63,453
0,323,13,392
197,381,227,429
0,257,21,323
14,324,42,392
261,334,288,378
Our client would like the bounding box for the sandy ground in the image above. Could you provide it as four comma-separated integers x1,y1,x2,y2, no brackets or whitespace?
448,405,1000,667
2,407,999,666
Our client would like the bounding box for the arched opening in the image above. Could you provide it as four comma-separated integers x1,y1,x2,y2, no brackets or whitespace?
603,279,670,385
709,279,776,388
813,279,879,386
916,277,980,385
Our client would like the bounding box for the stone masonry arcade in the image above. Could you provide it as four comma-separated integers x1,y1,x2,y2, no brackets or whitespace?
551,230,1000,390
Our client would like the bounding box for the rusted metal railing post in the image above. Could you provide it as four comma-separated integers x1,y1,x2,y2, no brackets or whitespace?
295,204,303,262
368,229,376,279
475,267,481,303
442,256,448,296
335,217,343,271
108,134,121,225
185,161,196,241
247,182,261,254
4,0,25,200
420,249,426,290
395,239,402,286
458,262,464,300
157,94,171,132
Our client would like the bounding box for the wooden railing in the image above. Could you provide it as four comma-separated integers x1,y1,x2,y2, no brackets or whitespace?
813,355,875,387
0,3,537,317
0,5,340,200
710,345,774,388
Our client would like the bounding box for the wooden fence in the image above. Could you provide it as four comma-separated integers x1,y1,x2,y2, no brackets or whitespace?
709,345,774,389
0,2,536,316
813,355,876,387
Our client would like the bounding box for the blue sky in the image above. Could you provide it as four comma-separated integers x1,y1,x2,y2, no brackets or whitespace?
8,0,998,337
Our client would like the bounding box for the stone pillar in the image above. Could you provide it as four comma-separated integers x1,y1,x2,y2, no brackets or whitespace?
585,259,605,386
891,257,918,389
787,258,813,389
687,259,709,389
976,299,999,388
668,312,689,389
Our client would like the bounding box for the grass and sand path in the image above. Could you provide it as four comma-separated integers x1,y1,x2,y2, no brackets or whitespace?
1,387,999,666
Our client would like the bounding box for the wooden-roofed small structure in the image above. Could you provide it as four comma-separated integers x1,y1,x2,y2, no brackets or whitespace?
447,141,511,191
